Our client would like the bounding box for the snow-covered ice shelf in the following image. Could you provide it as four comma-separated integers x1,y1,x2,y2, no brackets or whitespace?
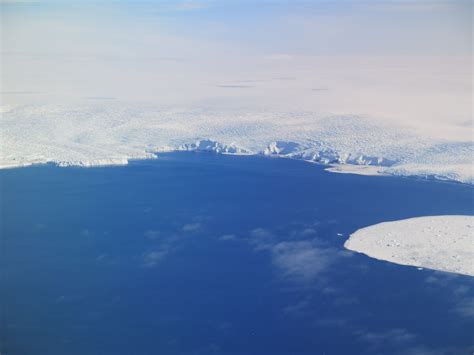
344,216,474,276
1,104,472,184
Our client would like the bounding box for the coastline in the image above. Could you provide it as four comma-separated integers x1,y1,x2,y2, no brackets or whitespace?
1,145,472,186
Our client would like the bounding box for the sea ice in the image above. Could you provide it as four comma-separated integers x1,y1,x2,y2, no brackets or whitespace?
344,216,474,276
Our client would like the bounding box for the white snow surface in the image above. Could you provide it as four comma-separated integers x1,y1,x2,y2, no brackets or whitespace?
1,103,472,184
344,216,474,277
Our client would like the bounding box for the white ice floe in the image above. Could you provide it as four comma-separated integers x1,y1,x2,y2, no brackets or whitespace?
344,216,474,276
1,104,472,184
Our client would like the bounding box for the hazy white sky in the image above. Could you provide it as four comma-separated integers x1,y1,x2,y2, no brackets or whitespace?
1,0,472,137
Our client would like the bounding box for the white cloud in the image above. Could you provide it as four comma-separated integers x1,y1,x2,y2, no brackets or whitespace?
271,240,336,281
248,228,274,250
357,328,417,347
182,223,202,232
144,229,160,239
283,298,311,317
301,228,317,236
142,250,167,268
453,297,474,318
219,234,236,241
80,229,91,237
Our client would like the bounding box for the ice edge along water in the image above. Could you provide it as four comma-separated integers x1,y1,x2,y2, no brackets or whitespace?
344,216,474,277
1,138,470,184
1,104,472,184
0,141,469,184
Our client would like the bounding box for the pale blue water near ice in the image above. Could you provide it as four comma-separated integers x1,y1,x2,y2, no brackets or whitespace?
1,152,473,355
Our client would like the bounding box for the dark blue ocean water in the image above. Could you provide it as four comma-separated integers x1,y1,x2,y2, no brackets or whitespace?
1,153,473,355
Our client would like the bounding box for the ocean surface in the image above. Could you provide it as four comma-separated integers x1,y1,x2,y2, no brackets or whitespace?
1,152,473,355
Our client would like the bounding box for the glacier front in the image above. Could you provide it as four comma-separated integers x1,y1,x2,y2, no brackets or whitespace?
1,104,472,184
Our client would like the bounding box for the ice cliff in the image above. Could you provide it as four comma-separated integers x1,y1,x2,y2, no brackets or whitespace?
1,104,472,184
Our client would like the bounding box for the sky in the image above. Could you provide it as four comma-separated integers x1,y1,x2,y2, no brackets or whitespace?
1,0,472,137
